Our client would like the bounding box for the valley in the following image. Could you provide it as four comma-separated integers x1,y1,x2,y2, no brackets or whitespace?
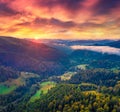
0,37,120,112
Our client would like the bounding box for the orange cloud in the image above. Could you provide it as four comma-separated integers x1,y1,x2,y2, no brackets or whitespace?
0,0,120,40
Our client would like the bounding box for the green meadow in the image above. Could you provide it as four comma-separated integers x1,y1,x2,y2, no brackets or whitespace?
29,81,56,102
0,84,17,95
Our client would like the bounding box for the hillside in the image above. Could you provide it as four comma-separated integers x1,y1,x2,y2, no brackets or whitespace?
0,36,69,75
25,84,120,112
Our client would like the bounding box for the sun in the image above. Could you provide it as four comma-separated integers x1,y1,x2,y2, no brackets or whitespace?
34,37,39,40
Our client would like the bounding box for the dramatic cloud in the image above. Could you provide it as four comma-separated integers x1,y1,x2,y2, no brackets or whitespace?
0,0,120,39
0,2,19,16
33,17,76,28
94,0,120,15
36,0,84,13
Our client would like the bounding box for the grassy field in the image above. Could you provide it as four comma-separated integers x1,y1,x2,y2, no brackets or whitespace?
29,81,56,102
59,72,76,81
3,72,39,86
0,84,17,95
0,72,39,95
76,64,88,70
30,90,42,101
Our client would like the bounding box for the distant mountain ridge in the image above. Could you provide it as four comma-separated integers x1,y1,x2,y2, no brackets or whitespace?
39,39,114,46
106,40,120,48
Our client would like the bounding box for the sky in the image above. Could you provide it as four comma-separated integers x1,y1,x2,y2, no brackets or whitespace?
0,0,120,40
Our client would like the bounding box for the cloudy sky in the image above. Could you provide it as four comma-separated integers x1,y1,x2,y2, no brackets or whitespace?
0,0,120,39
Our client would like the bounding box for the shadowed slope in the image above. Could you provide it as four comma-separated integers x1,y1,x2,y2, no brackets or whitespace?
0,36,68,75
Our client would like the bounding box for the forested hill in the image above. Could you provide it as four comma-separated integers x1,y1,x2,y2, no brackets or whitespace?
0,36,69,75
26,84,120,112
